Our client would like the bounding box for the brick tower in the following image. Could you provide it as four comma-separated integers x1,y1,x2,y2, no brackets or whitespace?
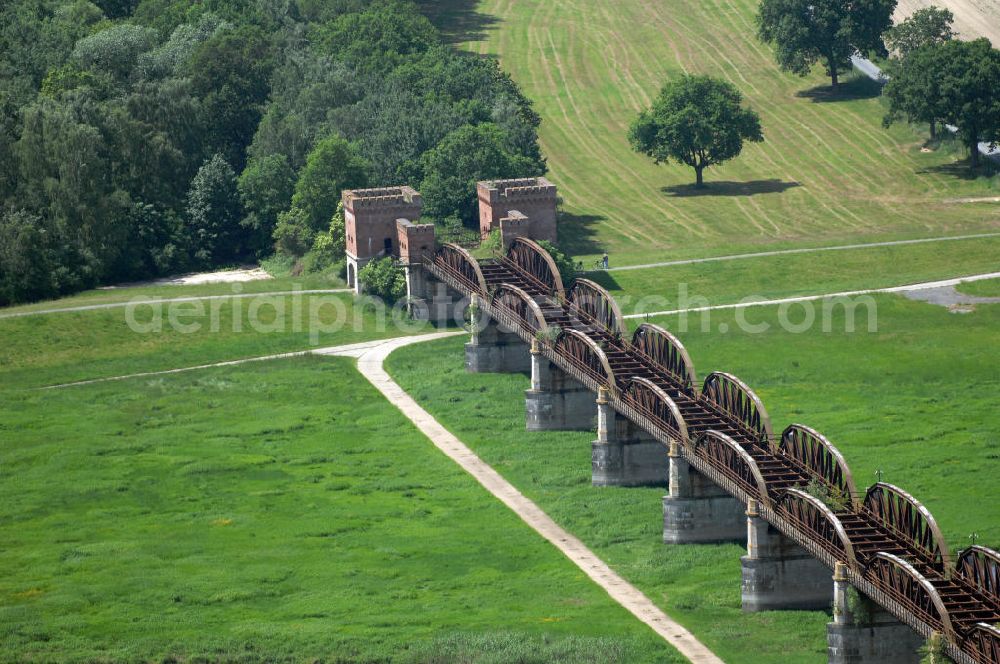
343,186,423,293
477,177,558,242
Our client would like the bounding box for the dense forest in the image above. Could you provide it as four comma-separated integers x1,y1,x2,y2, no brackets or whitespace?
0,0,546,304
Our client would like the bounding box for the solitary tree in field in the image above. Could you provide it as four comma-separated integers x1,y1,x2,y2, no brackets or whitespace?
628,75,763,188
884,6,954,59
757,0,897,89
884,39,1000,169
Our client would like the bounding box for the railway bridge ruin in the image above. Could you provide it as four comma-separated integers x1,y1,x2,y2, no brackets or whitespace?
343,179,1000,664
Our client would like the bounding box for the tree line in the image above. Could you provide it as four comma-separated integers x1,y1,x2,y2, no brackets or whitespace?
0,0,546,304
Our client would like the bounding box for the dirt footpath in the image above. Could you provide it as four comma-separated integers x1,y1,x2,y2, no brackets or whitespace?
894,0,1000,45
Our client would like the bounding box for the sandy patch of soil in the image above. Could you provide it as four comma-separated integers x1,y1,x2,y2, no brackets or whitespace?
102,267,273,289
943,196,1000,203
893,0,1000,45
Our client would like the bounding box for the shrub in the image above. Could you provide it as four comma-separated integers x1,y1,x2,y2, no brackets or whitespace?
846,587,873,627
537,240,576,284
301,203,347,274
259,253,295,278
919,632,947,663
804,478,850,513
273,207,314,256
358,256,406,302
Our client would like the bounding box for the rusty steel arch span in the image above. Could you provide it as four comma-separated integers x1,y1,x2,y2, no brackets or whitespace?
777,424,857,505
779,488,857,569
490,283,548,336
631,323,697,394
437,242,487,295
956,546,1000,610
553,328,615,389
567,278,625,337
863,483,950,571
967,623,1000,662
695,430,771,507
701,372,774,444
866,552,956,639
622,377,689,445
506,237,565,298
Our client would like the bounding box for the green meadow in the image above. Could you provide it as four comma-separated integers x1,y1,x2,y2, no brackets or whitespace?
0,291,435,389
0,356,680,663
587,235,1000,309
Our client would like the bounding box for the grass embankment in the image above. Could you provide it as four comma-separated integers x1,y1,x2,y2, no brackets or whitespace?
957,278,1000,297
0,291,436,389
0,356,681,663
587,235,1000,310
458,0,999,264
388,298,1000,661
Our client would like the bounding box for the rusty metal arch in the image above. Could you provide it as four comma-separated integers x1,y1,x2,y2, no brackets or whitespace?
701,372,774,443
781,488,857,570
490,283,548,336
553,328,615,389
695,430,770,507
623,377,689,444
567,278,625,337
438,242,487,295
956,546,1000,608
631,323,697,393
862,483,950,570
778,424,857,505
506,237,565,298
968,623,1000,662
866,552,955,639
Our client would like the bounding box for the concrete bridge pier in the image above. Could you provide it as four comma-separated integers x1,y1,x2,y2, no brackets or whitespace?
407,270,467,327
662,442,745,544
741,500,831,611
591,388,668,487
827,563,923,664
465,295,531,373
525,340,596,431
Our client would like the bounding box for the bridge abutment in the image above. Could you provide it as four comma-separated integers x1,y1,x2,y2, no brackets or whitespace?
662,443,745,544
591,388,668,487
525,341,596,431
465,297,530,373
741,501,831,611
826,563,923,664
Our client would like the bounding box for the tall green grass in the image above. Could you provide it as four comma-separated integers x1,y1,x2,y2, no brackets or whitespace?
0,357,681,663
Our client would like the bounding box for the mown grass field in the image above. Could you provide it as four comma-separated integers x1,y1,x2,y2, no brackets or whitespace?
0,355,682,663
455,0,1000,264
388,296,1000,660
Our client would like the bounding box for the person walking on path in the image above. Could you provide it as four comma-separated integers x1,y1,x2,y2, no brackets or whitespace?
602,252,609,270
